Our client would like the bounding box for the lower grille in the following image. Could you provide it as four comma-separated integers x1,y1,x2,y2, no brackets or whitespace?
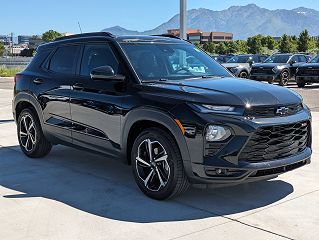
251,68,274,74
239,121,309,162
205,142,226,156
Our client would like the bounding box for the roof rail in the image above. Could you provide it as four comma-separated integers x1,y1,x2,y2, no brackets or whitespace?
152,34,181,40
55,32,115,41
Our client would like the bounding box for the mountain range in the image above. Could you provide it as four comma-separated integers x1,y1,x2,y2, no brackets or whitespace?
102,4,319,39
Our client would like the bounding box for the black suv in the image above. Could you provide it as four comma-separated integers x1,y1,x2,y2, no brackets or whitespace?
13,33,312,200
250,53,310,86
295,55,319,87
222,54,268,78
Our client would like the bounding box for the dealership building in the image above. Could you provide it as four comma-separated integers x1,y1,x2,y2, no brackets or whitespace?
167,29,233,43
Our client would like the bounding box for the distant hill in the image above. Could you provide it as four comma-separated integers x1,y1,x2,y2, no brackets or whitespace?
102,4,319,39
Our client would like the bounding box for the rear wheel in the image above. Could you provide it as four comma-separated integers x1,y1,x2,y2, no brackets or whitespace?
17,109,52,158
131,128,189,200
279,70,290,86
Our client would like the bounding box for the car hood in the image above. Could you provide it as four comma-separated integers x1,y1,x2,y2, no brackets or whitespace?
222,63,249,68
252,63,287,68
298,63,319,69
145,78,302,107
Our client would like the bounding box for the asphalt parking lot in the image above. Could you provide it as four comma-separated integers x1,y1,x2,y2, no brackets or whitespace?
0,77,318,240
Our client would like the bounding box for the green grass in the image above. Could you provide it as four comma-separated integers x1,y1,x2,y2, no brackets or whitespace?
0,67,23,77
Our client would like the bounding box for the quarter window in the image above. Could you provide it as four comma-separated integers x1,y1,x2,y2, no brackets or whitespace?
49,45,80,74
80,43,120,76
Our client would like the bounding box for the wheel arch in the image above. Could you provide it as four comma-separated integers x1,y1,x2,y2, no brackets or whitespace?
121,107,191,165
14,93,44,127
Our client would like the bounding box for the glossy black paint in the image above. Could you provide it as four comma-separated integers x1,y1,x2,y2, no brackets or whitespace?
13,33,312,185
296,62,319,84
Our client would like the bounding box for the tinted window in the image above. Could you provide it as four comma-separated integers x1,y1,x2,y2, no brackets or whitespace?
49,45,79,74
298,55,307,62
264,55,292,63
259,56,267,62
310,55,319,63
290,55,298,62
252,56,259,63
120,43,231,81
80,43,119,76
227,55,250,63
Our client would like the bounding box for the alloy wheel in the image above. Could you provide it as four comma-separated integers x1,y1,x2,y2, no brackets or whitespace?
281,71,289,85
19,114,37,152
135,139,171,192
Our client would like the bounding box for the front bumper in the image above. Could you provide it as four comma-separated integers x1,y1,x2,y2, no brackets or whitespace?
179,108,312,185
250,73,279,81
296,75,319,83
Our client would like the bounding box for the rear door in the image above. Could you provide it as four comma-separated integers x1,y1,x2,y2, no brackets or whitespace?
69,42,125,156
33,44,81,143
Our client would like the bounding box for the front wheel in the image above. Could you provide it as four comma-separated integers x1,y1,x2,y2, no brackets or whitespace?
239,71,249,79
17,109,52,158
131,128,189,200
279,70,290,86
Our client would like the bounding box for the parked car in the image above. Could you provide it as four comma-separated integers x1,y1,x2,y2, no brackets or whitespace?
13,32,312,200
250,53,310,86
295,55,319,87
211,54,234,64
222,54,268,78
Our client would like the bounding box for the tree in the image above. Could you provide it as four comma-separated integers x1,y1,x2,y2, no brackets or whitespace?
0,42,5,56
202,42,215,54
279,34,296,53
247,35,263,54
298,29,311,52
264,36,277,50
235,40,248,53
42,30,62,42
224,41,237,54
215,42,227,54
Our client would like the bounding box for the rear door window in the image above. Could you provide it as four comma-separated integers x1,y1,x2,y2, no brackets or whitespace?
49,45,80,74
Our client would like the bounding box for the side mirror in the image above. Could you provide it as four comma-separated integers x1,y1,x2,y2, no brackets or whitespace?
248,59,254,66
289,60,297,66
90,66,125,81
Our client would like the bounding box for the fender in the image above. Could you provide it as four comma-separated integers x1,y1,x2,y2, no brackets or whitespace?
121,107,191,163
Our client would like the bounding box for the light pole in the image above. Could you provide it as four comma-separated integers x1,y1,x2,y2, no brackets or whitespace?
180,0,187,40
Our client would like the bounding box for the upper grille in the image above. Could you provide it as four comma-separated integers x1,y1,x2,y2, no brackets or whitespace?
239,121,309,162
251,68,274,75
245,104,303,118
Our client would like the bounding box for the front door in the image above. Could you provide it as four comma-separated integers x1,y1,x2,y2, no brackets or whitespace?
70,42,125,157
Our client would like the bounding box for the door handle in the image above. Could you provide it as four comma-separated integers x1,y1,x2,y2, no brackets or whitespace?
33,78,44,84
72,83,84,90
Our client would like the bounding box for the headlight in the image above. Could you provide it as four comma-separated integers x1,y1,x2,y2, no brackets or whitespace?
202,105,235,112
272,65,285,73
205,125,231,142
191,104,244,115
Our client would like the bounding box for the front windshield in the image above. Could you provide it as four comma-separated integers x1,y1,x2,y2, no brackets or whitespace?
264,54,291,63
310,55,319,63
120,42,232,81
227,55,250,63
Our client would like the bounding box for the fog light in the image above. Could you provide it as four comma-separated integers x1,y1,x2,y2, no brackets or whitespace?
205,125,231,142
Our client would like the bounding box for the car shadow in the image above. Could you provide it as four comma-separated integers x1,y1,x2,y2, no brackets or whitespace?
0,145,294,223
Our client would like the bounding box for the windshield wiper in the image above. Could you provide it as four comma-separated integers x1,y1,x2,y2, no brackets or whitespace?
141,78,168,83
201,75,224,79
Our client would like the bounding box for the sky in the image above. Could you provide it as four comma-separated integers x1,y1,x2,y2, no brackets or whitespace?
2,0,319,36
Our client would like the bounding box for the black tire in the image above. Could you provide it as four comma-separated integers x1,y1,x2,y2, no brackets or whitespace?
279,70,290,86
131,128,189,200
297,81,306,88
17,108,52,158
239,71,249,79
